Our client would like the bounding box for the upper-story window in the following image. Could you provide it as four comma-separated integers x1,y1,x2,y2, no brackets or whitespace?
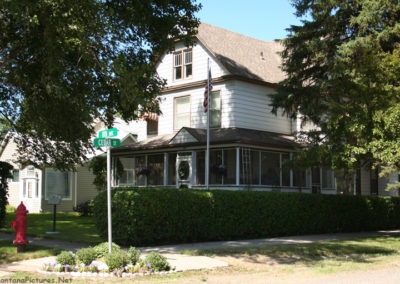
147,120,158,137
210,90,221,128
174,95,191,131
174,49,192,80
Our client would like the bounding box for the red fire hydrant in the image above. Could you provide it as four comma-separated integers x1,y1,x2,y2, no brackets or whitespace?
11,202,29,252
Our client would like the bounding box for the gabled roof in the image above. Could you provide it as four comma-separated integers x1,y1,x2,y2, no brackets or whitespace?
197,22,285,84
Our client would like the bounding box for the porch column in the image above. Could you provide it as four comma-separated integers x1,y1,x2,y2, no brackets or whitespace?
236,147,240,185
163,153,168,186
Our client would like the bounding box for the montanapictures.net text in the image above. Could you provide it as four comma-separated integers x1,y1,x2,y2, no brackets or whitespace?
0,277,73,283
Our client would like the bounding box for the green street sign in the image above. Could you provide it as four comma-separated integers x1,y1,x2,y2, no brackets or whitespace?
98,128,118,138
94,138,121,148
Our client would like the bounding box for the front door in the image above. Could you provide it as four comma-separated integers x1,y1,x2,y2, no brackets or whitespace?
176,152,192,188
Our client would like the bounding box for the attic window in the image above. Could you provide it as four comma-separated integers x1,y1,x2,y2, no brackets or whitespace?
174,49,192,80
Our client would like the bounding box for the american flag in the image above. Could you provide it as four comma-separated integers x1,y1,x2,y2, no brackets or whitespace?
203,66,212,113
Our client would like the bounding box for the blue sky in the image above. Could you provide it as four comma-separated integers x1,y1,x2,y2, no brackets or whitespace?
196,0,302,41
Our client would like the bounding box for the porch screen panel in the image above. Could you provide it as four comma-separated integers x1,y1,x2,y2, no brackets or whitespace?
135,156,146,186
147,154,164,185
321,168,335,190
281,154,291,186
45,169,71,199
293,169,307,187
224,149,236,184
117,157,135,186
196,151,205,185
210,150,223,184
167,153,177,185
261,152,280,186
250,150,259,184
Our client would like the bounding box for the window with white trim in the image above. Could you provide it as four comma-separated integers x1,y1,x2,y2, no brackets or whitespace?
210,90,221,128
174,96,191,131
173,49,192,80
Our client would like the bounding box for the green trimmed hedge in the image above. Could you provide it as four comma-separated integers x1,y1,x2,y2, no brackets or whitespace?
93,188,400,246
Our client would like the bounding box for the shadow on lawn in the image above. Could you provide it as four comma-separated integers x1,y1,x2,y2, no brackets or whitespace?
195,238,399,266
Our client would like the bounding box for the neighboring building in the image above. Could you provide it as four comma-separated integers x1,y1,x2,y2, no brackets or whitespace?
0,119,138,212
111,22,399,196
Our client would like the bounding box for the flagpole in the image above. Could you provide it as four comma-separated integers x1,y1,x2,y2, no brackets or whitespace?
205,58,210,190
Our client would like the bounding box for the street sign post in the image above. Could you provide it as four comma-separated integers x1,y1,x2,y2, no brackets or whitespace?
93,128,121,254
98,127,118,138
93,138,121,148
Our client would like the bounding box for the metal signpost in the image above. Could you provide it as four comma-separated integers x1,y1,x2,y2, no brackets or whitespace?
94,128,120,254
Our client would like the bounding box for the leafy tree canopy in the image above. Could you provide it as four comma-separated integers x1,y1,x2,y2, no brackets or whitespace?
272,0,400,178
0,0,200,170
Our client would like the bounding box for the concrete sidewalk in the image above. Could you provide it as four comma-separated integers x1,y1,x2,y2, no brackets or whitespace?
1,230,400,276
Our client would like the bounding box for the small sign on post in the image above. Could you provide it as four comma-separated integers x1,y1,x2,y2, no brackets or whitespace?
47,195,62,234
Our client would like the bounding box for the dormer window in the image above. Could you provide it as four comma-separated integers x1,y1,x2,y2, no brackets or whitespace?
174,49,192,80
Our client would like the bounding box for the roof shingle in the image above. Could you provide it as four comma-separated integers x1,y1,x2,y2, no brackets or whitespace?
197,22,285,84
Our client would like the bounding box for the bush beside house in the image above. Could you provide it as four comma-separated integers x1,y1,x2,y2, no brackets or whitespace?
0,161,12,228
93,188,400,246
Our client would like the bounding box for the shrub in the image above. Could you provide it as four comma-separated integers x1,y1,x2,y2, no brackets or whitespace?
93,188,400,246
93,242,121,259
56,251,76,266
76,247,97,265
104,249,130,271
128,247,141,265
73,200,94,216
0,161,12,228
141,252,170,272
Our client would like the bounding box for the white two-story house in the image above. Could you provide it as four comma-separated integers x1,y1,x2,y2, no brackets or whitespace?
111,22,337,193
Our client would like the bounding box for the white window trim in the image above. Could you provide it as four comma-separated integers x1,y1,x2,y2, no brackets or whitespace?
173,48,193,81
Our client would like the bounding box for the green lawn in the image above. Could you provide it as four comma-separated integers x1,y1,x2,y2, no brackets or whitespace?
1,211,103,245
182,236,400,274
0,239,59,264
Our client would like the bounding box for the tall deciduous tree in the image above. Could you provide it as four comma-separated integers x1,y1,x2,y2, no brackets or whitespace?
0,0,200,169
271,0,400,190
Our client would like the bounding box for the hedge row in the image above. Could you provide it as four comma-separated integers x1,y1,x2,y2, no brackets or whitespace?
93,188,400,246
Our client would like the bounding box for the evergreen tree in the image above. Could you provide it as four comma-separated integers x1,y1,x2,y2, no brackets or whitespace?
271,0,400,190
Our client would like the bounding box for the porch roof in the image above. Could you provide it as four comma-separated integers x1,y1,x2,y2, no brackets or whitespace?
112,127,300,153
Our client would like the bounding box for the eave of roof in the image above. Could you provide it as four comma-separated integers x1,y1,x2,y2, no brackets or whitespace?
113,127,299,154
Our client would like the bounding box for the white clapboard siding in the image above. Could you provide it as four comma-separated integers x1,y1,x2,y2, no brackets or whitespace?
224,81,292,134
156,41,228,87
0,138,19,167
75,165,97,205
